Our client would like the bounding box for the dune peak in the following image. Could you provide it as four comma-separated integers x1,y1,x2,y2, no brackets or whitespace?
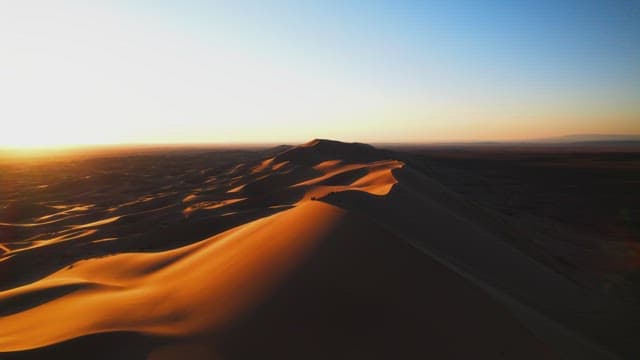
272,139,386,166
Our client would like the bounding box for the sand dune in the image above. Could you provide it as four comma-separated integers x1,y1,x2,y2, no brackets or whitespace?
0,139,616,358
0,202,553,359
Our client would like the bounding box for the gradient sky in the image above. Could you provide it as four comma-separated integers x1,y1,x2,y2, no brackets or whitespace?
1,0,638,147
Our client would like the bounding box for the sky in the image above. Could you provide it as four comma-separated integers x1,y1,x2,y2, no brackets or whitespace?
0,0,638,147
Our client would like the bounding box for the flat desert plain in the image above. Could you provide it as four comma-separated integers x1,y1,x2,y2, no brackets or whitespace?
0,140,638,359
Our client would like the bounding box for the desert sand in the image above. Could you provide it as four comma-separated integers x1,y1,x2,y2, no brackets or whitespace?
0,139,634,359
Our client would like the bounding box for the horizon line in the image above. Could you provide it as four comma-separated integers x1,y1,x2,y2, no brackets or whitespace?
2,133,640,156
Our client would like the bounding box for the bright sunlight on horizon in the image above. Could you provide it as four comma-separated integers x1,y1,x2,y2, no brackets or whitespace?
1,1,639,148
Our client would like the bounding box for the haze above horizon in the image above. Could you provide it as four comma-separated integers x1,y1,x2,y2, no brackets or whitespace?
1,0,639,148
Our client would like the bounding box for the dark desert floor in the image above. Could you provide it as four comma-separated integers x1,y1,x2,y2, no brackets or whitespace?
0,140,638,359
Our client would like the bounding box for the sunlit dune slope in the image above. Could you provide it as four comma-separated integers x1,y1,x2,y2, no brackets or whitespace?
0,201,343,351
0,139,560,359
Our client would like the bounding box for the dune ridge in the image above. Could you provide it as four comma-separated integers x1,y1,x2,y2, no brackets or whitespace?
0,139,571,359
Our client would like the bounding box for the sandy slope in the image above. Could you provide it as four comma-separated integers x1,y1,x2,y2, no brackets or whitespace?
0,201,342,350
0,139,558,359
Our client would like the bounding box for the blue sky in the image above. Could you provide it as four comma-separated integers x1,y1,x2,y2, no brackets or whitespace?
137,1,639,88
1,0,638,146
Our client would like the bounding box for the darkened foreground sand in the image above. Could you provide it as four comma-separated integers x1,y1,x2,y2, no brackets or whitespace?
0,140,637,359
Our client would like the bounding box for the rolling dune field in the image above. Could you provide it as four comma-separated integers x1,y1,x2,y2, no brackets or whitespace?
1,140,638,359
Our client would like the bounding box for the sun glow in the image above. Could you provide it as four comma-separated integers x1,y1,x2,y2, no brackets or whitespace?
0,2,383,148
0,122,106,149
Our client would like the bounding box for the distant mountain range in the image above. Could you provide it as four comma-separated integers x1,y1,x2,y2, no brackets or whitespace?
376,134,640,147
528,134,640,143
